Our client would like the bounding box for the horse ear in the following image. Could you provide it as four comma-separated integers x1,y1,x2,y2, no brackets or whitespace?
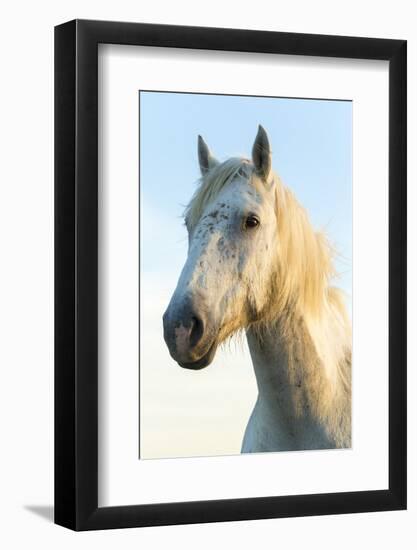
252,125,271,181
198,135,219,175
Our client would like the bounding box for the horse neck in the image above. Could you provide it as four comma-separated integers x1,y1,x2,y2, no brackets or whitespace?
246,303,351,446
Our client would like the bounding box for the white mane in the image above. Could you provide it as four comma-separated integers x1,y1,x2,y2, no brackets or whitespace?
186,156,349,321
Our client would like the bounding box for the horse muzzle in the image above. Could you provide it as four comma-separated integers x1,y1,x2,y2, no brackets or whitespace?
163,297,218,370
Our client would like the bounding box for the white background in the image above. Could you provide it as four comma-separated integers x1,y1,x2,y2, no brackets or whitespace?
0,0,415,548
99,45,388,506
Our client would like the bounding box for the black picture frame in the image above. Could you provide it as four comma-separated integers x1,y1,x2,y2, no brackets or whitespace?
55,19,407,531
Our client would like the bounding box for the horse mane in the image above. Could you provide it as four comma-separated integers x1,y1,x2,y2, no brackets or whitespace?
185,157,345,319
185,157,351,394
272,179,338,317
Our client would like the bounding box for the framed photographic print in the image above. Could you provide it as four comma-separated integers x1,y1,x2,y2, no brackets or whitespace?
55,19,407,530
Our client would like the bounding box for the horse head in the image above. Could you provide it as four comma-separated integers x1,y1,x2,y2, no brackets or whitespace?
163,126,279,369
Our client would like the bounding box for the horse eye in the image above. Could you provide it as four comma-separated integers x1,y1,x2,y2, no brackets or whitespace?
244,215,260,229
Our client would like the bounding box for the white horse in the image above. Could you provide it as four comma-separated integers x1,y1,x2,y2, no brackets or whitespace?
163,126,351,452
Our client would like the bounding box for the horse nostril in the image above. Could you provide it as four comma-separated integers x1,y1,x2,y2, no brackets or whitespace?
190,315,204,348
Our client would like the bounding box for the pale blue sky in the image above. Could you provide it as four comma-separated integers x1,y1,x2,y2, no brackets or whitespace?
140,91,352,303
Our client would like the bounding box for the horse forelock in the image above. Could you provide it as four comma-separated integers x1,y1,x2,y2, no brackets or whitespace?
184,157,253,230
